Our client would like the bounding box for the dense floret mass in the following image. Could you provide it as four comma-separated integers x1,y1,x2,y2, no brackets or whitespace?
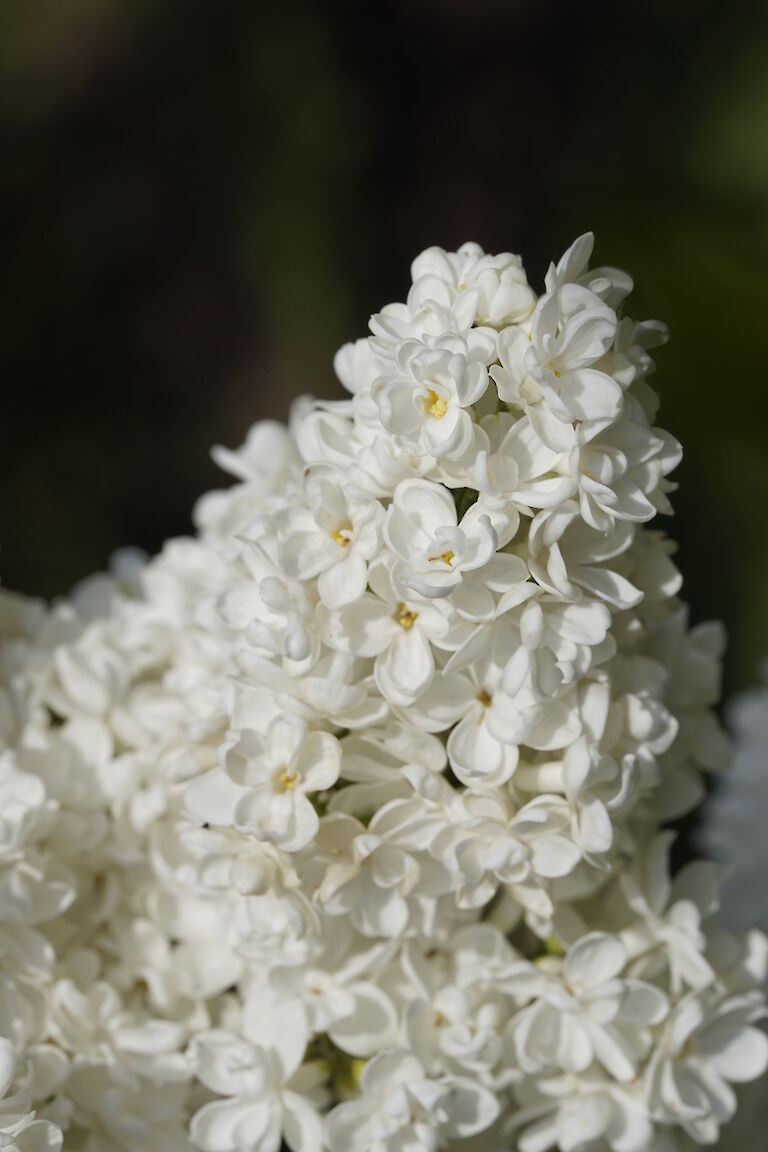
1,235,765,1151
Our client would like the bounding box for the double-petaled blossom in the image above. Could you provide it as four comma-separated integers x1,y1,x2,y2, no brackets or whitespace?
271,468,382,610
646,992,768,1144
372,332,494,460
318,556,454,707
325,1049,500,1152
492,282,622,451
227,718,340,851
506,933,668,1083
383,477,499,599
189,994,323,1152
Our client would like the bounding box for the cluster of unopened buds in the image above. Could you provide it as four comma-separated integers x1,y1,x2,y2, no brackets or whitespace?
1,234,765,1151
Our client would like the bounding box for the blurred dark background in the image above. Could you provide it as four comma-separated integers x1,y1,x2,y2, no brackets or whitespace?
1,0,767,697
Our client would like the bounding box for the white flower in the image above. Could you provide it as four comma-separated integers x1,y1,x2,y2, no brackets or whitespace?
516,734,630,860
401,658,525,788
492,283,622,448
569,417,682,533
383,478,497,599
189,994,321,1152
218,718,340,852
467,412,576,512
237,648,388,731
461,595,614,703
0,1116,63,1152
646,992,768,1144
445,672,522,788
0,1038,64,1152
321,558,453,707
508,933,668,1083
333,336,389,398
315,812,452,939
328,723,447,817
409,242,537,327
418,662,582,768
272,469,382,609
401,925,520,1085
324,1049,499,1152
431,793,583,919
460,248,538,327
295,405,425,496
620,833,721,994
268,924,398,1058
46,633,129,719
219,547,320,671
517,1073,654,1152
544,231,634,309
526,502,643,609
372,333,493,459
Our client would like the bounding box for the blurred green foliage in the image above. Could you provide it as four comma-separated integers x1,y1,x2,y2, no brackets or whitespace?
0,0,766,697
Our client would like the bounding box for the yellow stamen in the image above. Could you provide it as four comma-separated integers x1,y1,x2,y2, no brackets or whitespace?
553,368,561,378
429,550,455,566
279,771,300,791
350,1058,367,1085
477,689,492,708
543,935,565,957
332,530,351,548
395,603,418,630
333,1055,368,1096
426,389,448,419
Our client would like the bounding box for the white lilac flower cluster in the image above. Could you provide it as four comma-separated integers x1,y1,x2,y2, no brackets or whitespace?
1,235,766,1152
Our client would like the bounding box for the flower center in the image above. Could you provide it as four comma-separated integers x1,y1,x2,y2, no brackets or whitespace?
279,771,301,791
425,389,448,419
395,603,418,630
332,526,352,548
429,550,455,566
477,689,492,708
